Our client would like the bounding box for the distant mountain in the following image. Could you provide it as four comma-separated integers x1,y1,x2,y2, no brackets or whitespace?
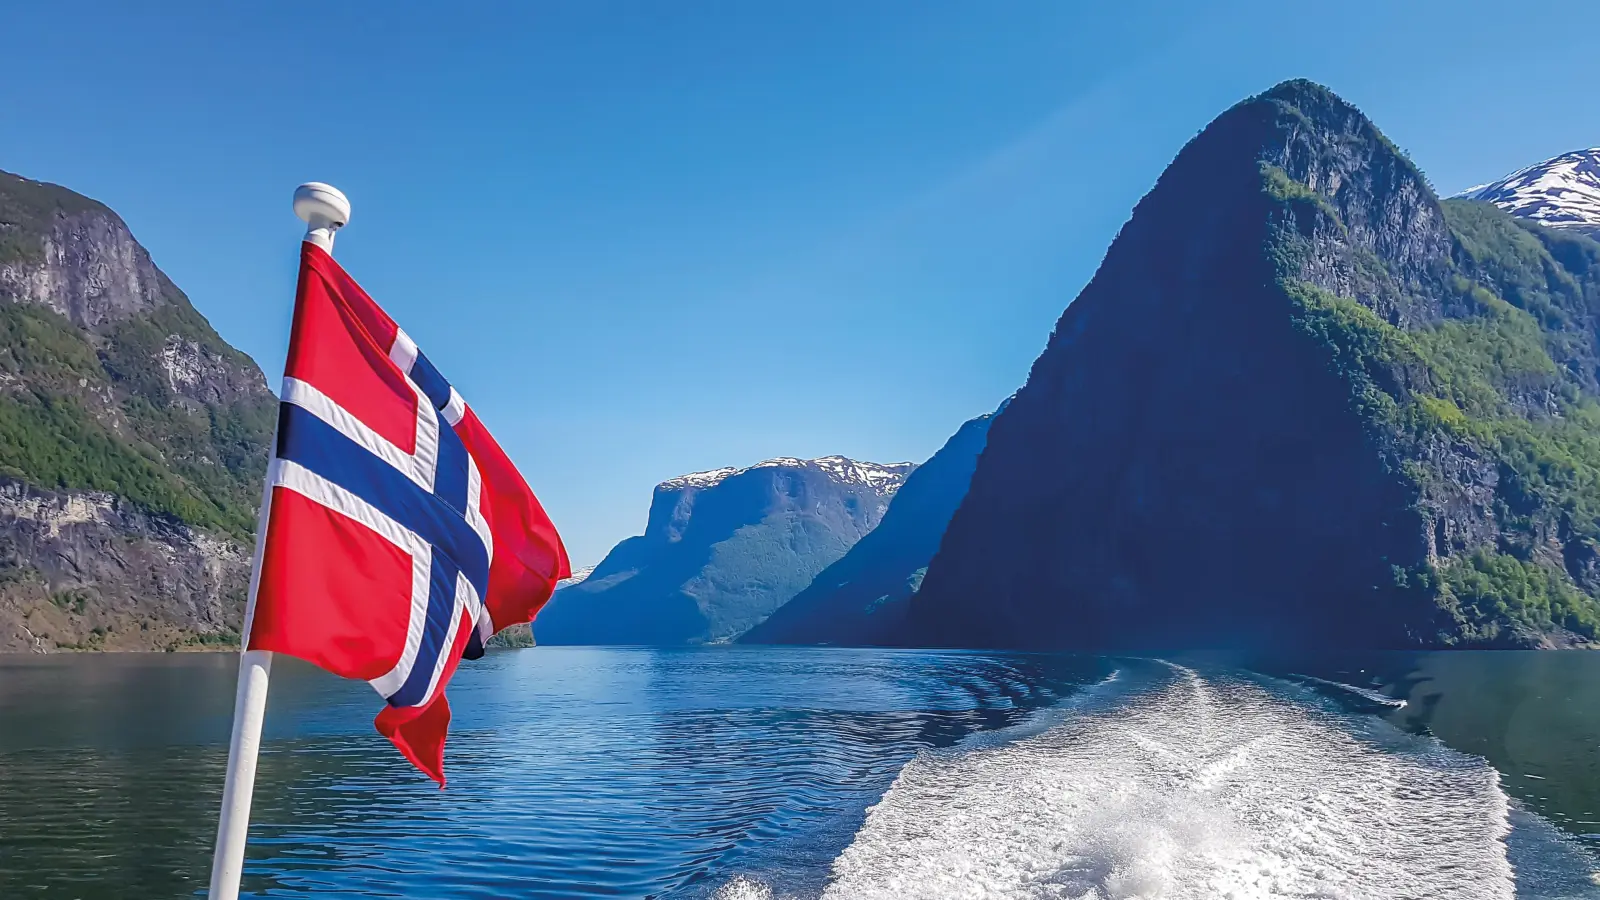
534,456,915,645
557,564,596,588
0,169,275,651
908,80,1600,652
486,563,595,651
486,620,539,650
1458,149,1600,237
742,408,998,645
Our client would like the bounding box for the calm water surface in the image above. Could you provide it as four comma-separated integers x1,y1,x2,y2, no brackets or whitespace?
0,647,1596,899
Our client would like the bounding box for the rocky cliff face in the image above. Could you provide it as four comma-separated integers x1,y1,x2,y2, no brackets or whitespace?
0,170,273,651
0,482,249,651
742,409,997,645
909,81,1600,652
1,198,181,329
535,456,915,645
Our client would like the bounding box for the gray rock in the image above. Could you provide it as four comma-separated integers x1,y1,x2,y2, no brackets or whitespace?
0,169,273,652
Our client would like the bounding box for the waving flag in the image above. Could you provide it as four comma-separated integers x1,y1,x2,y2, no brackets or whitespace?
247,242,569,785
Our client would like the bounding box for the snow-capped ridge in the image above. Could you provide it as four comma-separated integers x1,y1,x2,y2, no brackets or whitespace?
557,565,595,589
658,455,916,495
657,468,737,491
1456,148,1600,234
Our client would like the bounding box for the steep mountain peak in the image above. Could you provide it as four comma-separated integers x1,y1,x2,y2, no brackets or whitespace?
1104,79,1448,330
658,456,915,496
1256,78,1351,119
1457,149,1600,236
0,169,189,331
907,80,1600,652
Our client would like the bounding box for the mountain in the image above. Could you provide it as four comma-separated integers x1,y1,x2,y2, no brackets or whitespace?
1459,149,1600,237
485,559,598,654
741,409,997,645
0,170,274,651
534,456,915,645
907,80,1600,653
558,564,596,588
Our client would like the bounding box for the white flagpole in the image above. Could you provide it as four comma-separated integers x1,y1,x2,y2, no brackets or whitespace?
206,182,351,900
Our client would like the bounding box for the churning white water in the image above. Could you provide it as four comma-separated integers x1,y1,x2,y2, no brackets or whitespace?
802,664,1599,900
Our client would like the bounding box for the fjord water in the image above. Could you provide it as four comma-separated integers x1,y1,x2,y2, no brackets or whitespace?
0,649,1597,899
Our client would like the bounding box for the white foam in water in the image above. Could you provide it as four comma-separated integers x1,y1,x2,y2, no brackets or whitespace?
1287,673,1407,709
816,666,1566,900
714,876,778,900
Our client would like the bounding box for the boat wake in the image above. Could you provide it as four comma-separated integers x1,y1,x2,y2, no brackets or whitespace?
1284,672,1408,709
716,663,1600,900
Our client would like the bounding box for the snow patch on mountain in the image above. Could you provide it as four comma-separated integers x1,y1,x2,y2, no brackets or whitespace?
658,456,916,496
557,565,596,589
658,468,737,491
1456,148,1600,234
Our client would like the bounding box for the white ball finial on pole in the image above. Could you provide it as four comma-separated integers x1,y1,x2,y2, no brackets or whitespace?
294,182,351,252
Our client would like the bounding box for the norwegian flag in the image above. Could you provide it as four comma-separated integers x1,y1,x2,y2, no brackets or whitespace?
247,242,569,785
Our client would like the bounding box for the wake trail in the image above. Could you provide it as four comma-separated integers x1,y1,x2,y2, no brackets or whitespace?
810,664,1575,900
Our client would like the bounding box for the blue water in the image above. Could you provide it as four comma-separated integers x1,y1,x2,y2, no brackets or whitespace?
1,647,1598,899
0,648,1102,898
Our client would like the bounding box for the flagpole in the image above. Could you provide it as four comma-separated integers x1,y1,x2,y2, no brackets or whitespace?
206,182,350,900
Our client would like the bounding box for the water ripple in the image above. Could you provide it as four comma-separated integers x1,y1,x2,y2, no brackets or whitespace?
6,650,1596,899
0,647,1104,899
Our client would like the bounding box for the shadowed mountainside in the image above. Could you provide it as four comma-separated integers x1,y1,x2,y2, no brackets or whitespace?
909,80,1600,653
741,409,997,645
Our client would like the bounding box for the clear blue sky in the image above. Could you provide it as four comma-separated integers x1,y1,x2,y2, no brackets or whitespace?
3,1,1595,565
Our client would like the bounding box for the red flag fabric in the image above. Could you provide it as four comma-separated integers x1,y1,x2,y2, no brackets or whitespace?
248,242,569,785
